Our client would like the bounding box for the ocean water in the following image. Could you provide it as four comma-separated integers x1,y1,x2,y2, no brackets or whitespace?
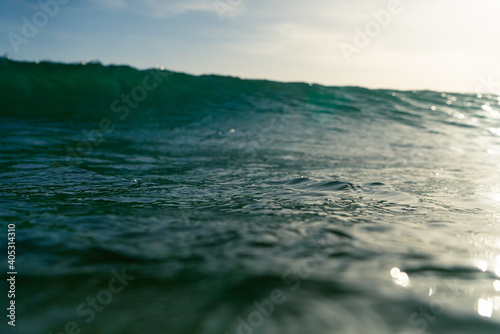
1,58,500,334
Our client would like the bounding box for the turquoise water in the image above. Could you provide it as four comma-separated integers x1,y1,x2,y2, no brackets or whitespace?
2,58,500,333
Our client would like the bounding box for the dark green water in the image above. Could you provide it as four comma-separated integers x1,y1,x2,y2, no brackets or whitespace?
2,59,500,333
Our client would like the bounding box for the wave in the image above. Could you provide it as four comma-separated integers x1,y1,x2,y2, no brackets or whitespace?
0,58,496,129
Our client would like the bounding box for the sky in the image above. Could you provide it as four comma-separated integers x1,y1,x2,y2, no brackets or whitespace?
1,0,500,93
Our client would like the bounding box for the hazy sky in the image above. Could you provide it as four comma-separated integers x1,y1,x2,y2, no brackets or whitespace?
2,0,500,93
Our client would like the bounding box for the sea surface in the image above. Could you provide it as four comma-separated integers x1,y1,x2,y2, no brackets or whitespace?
2,58,500,334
